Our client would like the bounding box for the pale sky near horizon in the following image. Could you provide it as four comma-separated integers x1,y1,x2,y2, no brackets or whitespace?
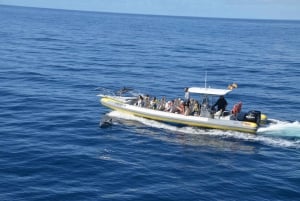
0,0,299,20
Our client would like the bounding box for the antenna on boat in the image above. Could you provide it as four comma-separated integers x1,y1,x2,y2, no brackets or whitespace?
204,71,207,89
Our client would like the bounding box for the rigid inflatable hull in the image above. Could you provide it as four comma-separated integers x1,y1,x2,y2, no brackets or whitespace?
100,96,258,134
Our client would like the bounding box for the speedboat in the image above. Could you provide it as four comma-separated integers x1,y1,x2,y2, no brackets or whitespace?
98,85,267,134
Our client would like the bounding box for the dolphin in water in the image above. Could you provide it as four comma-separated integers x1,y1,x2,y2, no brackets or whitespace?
100,118,112,128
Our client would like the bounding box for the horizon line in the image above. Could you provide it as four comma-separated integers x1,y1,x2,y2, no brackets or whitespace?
1,4,300,22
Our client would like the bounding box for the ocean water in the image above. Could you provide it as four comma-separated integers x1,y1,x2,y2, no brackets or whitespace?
1,5,300,201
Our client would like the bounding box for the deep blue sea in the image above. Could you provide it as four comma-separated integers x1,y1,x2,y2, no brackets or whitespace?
1,5,300,201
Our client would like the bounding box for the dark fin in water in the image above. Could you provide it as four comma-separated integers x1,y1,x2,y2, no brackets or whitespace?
115,87,133,96
100,118,112,128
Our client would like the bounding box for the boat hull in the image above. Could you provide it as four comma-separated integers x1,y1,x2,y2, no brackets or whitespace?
100,96,258,134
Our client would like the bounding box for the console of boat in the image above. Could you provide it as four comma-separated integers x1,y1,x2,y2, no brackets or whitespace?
98,86,267,134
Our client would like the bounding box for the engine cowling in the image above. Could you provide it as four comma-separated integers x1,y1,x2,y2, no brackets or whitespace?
245,110,261,124
237,110,261,125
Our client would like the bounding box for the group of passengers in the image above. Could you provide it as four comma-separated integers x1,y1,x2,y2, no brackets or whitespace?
135,88,234,117
135,94,201,116
133,86,246,119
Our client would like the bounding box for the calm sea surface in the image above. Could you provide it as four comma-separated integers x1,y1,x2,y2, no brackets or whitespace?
1,5,300,201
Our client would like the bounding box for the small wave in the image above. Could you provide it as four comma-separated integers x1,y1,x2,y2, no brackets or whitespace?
106,111,300,148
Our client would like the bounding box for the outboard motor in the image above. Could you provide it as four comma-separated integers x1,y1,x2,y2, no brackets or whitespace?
245,110,261,125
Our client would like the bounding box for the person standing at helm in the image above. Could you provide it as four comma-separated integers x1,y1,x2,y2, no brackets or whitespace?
212,95,228,112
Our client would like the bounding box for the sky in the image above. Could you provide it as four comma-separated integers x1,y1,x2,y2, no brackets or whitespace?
0,0,299,20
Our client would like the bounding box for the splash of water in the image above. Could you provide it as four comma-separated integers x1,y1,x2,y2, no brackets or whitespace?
258,119,300,137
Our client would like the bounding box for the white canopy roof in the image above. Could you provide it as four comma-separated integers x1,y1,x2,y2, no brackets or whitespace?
188,87,232,96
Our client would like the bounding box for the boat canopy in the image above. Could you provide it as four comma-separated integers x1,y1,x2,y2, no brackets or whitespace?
188,87,232,96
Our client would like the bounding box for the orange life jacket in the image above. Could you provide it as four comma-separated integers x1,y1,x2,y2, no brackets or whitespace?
232,102,242,115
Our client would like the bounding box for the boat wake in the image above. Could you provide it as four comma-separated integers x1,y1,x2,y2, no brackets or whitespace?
258,119,300,136
106,111,300,149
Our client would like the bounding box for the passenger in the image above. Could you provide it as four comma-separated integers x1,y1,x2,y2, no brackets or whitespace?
169,100,178,113
144,94,150,108
184,87,190,101
176,100,185,114
212,95,228,113
165,100,177,113
201,96,210,113
189,98,194,106
158,96,166,110
137,95,144,107
174,98,180,107
202,96,210,105
150,97,157,110
184,101,191,116
192,100,200,116
164,101,172,112
232,102,242,116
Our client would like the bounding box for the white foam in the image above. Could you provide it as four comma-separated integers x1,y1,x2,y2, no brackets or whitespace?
258,119,300,136
107,111,300,148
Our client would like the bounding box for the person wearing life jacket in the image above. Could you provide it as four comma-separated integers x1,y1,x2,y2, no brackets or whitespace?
231,102,242,115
